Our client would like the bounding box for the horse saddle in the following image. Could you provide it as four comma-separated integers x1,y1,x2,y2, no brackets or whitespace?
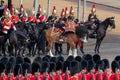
65,21,76,33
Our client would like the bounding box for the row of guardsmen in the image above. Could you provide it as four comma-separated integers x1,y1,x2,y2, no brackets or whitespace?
0,54,120,80
1,3,75,35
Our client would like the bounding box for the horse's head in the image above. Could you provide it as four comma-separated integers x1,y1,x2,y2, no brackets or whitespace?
76,25,88,43
107,17,115,29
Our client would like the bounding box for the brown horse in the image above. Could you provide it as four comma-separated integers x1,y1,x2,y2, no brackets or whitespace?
44,21,88,57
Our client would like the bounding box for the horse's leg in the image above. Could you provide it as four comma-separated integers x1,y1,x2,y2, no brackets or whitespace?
67,43,70,54
47,41,54,57
80,42,84,54
97,37,104,53
54,43,59,55
69,41,77,57
95,39,99,53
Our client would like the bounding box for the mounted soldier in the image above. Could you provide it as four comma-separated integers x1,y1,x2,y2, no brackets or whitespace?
68,6,75,21
47,6,57,26
36,4,42,19
2,8,16,41
18,4,24,21
10,4,20,25
88,4,100,37
28,9,37,24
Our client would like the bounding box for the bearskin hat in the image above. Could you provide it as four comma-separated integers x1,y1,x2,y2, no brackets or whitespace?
16,56,24,64
87,60,95,72
83,54,93,61
32,61,41,74
49,62,56,72
50,57,57,63
70,60,79,76
33,56,42,64
14,64,22,76
63,61,70,73
111,60,119,73
9,56,16,65
0,62,5,73
57,56,64,62
66,56,75,62
56,61,63,71
41,61,50,73
114,55,120,61
75,56,82,62
93,54,101,63
95,60,105,71
0,56,8,65
24,57,31,64
5,62,14,74
42,56,50,62
102,59,110,69
80,59,88,70
22,62,31,76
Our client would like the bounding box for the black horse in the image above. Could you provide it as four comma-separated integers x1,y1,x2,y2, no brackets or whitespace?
94,17,115,53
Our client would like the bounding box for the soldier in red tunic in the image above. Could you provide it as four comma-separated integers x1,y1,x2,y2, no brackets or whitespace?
95,60,105,80
69,60,79,80
110,60,120,80
55,61,63,80
0,62,6,80
28,9,37,24
62,61,71,80
87,60,96,80
41,61,50,80
31,62,41,80
10,4,20,24
13,64,25,80
2,9,16,41
78,60,88,80
36,4,42,19
102,59,112,80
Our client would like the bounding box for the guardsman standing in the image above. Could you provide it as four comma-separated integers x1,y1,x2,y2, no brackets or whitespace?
110,60,120,80
68,6,74,21
69,61,79,80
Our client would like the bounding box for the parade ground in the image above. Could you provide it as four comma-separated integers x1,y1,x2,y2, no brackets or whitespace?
4,0,120,64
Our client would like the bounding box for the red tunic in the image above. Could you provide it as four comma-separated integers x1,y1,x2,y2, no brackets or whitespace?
78,73,87,80
87,73,96,80
11,15,19,23
28,16,37,23
110,73,119,80
22,17,28,22
2,18,16,34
